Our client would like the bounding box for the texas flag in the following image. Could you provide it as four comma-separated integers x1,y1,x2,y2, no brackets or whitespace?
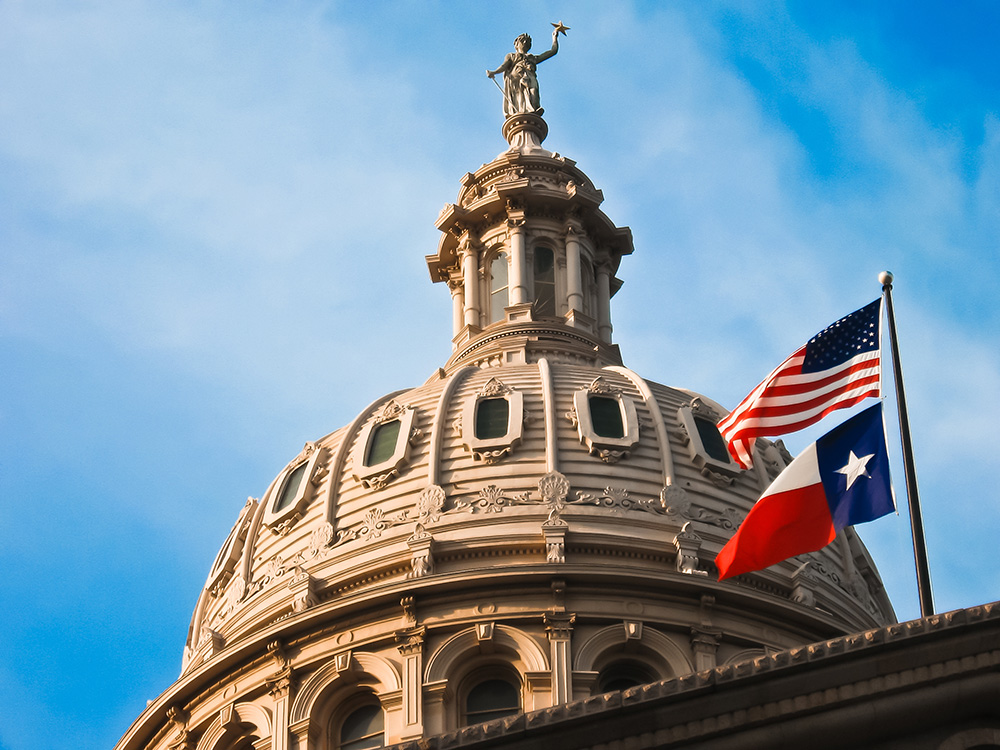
716,402,895,580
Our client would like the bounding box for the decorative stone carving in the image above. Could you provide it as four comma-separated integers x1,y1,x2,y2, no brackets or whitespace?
673,522,708,576
220,574,246,619
455,484,532,514
416,485,446,526
480,376,512,397
395,625,426,656
543,611,575,639
306,522,334,558
267,640,290,672
660,484,744,530
334,507,410,546
401,595,416,623
542,517,568,563
791,560,817,606
266,673,293,700
289,566,319,613
165,706,195,750
538,471,569,513
407,526,435,579
198,626,224,656
575,486,662,515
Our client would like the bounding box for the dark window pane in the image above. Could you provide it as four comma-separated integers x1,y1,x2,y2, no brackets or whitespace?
600,676,643,693
273,462,308,512
341,703,384,750
490,254,508,323
695,417,731,463
366,420,401,466
533,247,555,317
597,661,657,694
589,396,624,439
475,398,509,439
466,679,519,724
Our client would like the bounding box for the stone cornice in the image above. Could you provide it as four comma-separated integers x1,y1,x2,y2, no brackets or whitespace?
385,602,1000,750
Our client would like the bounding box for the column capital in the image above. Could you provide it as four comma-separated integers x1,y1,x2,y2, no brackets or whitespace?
394,625,427,656
266,670,294,700
543,611,576,640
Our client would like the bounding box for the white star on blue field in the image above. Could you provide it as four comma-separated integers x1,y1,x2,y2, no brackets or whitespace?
2,3,999,750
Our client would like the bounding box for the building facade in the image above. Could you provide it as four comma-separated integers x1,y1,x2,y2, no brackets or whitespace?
115,73,999,750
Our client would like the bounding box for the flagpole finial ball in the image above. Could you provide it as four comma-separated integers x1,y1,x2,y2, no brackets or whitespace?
878,271,893,287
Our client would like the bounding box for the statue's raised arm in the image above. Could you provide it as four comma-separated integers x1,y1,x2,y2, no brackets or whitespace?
487,23,568,118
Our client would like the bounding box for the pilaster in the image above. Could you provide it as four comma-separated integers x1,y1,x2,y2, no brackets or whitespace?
395,626,427,739
544,612,576,704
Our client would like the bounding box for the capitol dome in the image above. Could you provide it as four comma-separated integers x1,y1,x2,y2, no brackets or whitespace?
117,107,894,750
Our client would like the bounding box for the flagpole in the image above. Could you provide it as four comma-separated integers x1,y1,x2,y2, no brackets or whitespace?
879,271,934,617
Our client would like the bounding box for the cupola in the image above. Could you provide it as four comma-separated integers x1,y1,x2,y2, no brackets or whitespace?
426,112,634,373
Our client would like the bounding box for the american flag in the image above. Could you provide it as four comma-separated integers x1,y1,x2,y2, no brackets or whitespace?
718,299,882,469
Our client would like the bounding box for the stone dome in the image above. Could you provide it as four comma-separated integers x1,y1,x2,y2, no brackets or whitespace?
120,113,894,750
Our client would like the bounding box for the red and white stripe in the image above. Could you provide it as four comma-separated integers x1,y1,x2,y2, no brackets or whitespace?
718,347,880,469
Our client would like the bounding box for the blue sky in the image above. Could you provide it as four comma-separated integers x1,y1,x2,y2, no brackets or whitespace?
2,2,999,749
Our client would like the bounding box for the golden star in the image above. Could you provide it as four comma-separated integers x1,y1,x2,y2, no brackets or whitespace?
551,21,570,36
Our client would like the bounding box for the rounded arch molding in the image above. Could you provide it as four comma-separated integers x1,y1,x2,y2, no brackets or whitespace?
424,624,549,683
195,702,273,750
290,651,402,725
572,624,693,677
938,728,1000,750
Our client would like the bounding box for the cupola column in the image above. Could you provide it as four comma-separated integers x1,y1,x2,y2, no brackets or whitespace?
507,213,528,305
564,223,584,313
596,262,613,342
448,278,465,341
459,236,481,328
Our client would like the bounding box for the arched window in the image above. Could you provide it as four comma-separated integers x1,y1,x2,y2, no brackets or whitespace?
490,252,509,324
338,702,384,750
464,678,520,724
533,246,555,317
597,660,658,694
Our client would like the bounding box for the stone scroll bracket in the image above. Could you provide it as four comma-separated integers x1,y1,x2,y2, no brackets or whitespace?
673,522,709,576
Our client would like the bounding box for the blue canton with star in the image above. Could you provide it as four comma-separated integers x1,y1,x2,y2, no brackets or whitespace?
801,298,881,373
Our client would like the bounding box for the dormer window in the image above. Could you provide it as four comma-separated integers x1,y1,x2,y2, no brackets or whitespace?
462,378,524,463
588,395,625,439
475,397,510,440
365,419,402,467
273,461,309,513
570,377,639,463
263,443,326,533
678,398,742,478
352,400,418,489
205,498,257,594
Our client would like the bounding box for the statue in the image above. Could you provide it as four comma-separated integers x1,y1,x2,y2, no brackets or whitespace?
487,22,569,118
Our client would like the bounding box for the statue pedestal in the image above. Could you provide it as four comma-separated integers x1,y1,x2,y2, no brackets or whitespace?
502,112,549,151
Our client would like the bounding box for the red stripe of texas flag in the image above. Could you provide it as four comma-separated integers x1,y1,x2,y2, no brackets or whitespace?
716,443,835,580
